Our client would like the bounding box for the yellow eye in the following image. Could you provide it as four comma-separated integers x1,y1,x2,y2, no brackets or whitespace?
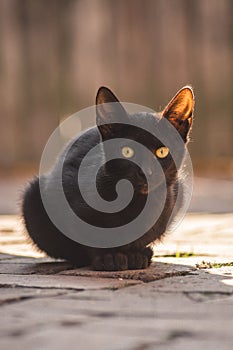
121,146,134,158
155,147,169,158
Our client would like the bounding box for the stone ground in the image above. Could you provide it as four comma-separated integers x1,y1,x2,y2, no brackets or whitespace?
0,213,232,350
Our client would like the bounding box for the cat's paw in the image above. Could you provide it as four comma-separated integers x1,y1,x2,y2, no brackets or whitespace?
91,247,153,271
92,252,128,271
127,247,153,269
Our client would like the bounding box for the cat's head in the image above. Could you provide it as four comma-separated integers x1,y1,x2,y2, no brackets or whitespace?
96,86,194,195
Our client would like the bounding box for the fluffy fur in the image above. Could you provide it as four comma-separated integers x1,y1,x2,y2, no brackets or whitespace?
22,86,194,271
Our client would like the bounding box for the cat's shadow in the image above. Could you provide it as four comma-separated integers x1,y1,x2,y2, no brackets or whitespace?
3,254,193,282
30,259,233,291
1,253,232,292
29,261,233,301
56,261,195,283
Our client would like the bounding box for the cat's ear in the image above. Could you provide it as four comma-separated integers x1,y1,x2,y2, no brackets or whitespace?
96,86,128,139
162,86,194,141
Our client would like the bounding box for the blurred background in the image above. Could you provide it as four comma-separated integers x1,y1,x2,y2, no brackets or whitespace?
0,0,232,214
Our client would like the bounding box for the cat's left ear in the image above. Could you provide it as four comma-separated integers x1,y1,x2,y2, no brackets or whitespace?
96,86,128,140
162,86,194,141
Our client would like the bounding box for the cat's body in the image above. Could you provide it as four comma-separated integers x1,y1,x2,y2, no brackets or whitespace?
22,86,194,270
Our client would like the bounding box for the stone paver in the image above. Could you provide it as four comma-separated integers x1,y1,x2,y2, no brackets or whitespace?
0,272,142,290
0,214,232,350
59,262,195,282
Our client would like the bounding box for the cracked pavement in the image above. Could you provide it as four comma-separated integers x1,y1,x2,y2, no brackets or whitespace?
0,214,232,350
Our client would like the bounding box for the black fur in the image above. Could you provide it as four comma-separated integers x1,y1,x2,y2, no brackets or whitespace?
22,86,194,271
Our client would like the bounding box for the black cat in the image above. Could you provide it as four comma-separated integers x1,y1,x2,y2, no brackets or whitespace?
22,86,194,271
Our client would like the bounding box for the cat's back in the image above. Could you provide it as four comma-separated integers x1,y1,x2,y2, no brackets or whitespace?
60,126,101,165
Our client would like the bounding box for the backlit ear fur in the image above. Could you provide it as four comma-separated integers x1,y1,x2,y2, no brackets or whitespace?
96,86,128,140
162,86,194,142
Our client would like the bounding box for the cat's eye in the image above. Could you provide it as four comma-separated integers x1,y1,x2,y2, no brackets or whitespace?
121,146,134,158
155,147,169,158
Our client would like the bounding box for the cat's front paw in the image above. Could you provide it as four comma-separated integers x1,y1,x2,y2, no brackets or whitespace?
92,252,128,271
91,247,153,271
127,247,153,269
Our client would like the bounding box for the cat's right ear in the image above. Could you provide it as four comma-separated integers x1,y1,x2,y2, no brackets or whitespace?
96,87,128,140
162,86,195,142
